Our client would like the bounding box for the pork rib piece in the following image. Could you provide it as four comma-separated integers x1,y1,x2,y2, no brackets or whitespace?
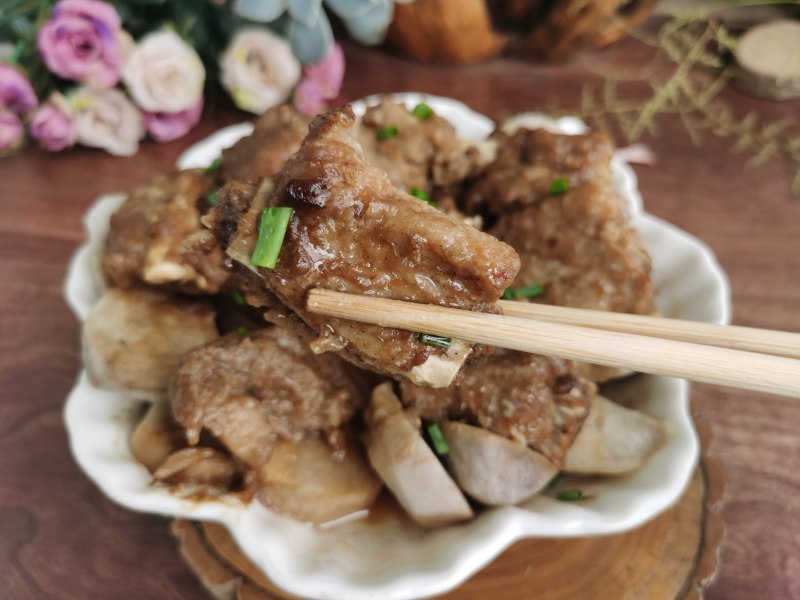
462,128,616,218
400,349,595,466
102,169,229,294
464,126,654,315
464,126,656,381
356,97,483,194
171,327,368,467
218,104,311,183
207,107,520,386
490,178,655,316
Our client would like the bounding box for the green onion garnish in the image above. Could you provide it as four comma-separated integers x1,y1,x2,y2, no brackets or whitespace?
412,102,434,120
206,191,220,206
376,125,398,141
546,472,564,490
419,333,452,349
501,283,544,300
427,423,449,456
408,187,437,207
549,178,570,195
236,325,249,336
205,157,222,175
556,489,584,502
250,207,293,269
231,290,246,306
408,187,430,201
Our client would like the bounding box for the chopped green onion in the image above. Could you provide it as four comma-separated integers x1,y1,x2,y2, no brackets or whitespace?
376,125,398,141
408,187,437,207
408,187,430,202
549,178,570,195
556,489,584,502
412,102,434,120
205,157,222,175
546,472,564,490
235,325,249,336
419,333,452,349
501,283,544,300
231,290,246,306
250,207,293,269
206,191,220,206
427,423,449,456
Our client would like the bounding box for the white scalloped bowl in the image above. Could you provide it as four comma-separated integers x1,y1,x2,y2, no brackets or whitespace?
64,94,730,600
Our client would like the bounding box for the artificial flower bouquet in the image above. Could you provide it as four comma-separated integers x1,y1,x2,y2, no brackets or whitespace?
0,0,404,156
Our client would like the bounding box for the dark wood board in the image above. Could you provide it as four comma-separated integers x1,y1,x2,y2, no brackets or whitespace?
170,415,725,600
1,25,799,600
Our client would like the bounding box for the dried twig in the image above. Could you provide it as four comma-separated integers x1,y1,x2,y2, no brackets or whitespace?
555,17,800,196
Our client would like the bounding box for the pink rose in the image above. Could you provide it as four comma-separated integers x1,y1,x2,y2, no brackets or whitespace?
37,0,124,88
30,93,76,151
293,43,344,116
143,97,204,143
294,77,327,115
0,111,24,153
0,64,38,115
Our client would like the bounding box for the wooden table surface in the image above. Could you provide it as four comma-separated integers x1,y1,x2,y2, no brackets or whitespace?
1,31,799,600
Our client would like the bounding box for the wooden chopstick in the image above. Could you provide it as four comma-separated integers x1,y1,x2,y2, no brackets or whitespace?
306,289,800,399
497,301,800,361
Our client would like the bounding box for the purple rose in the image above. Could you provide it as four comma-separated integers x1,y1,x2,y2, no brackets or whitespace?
37,0,124,88
30,94,76,151
0,111,24,153
0,64,38,115
143,97,204,143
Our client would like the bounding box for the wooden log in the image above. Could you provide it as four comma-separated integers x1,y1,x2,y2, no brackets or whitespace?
387,0,507,65
387,0,656,64
733,20,800,101
170,520,241,600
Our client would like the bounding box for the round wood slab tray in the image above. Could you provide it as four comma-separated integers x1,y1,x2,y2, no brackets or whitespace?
171,416,724,600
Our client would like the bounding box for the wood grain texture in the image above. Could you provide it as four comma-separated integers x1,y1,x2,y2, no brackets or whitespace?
1,25,799,600
177,464,709,600
173,414,725,600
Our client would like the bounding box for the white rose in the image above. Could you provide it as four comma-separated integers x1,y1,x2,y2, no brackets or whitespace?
123,29,205,113
71,87,145,156
221,28,301,114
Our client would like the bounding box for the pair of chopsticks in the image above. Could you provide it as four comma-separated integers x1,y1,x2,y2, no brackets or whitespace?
306,289,800,398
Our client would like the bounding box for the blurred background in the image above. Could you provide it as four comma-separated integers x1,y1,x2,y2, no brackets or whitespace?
1,0,799,180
